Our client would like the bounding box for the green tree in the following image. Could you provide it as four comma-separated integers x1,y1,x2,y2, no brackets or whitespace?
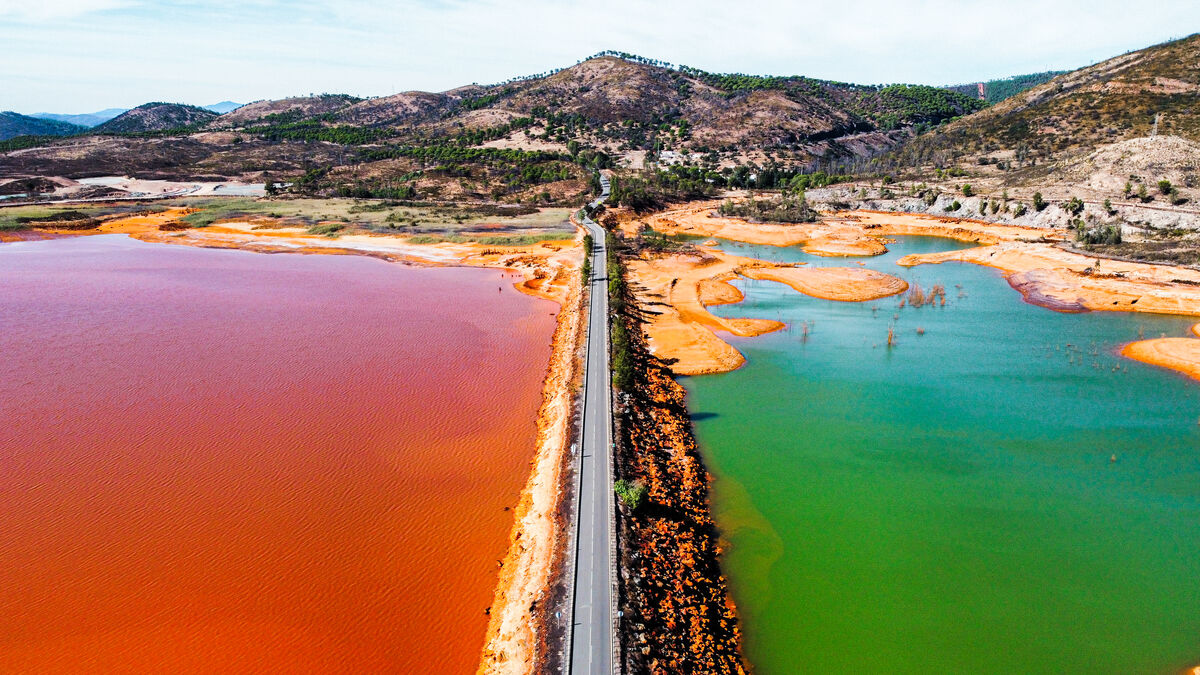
1137,183,1150,202
1063,196,1084,216
1032,192,1047,211
961,184,974,197
614,479,648,510
1158,179,1173,195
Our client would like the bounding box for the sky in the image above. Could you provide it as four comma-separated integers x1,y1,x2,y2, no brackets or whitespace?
1,0,1198,114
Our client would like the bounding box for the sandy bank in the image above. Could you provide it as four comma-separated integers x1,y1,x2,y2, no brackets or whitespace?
477,261,584,674
626,250,779,376
630,200,886,256
50,212,579,304
898,241,1200,316
1121,323,1200,382
617,202,1055,260
741,266,908,302
626,246,907,375
830,209,1056,245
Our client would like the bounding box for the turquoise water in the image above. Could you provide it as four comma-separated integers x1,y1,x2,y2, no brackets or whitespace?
682,236,1200,674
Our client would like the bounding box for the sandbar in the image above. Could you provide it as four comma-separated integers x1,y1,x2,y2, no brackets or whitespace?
1121,323,1200,382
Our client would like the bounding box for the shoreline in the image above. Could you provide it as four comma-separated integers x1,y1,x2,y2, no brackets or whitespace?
896,241,1200,317
476,258,585,674
19,202,1200,673
604,203,1200,376
610,249,747,673
623,245,908,375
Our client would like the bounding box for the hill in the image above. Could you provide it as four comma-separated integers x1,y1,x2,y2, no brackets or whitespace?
942,71,1066,104
31,108,127,128
204,101,242,114
0,112,86,141
896,34,1200,168
357,53,984,156
210,53,984,170
210,94,362,128
94,103,219,134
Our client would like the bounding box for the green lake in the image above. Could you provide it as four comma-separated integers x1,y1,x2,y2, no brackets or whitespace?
682,235,1200,674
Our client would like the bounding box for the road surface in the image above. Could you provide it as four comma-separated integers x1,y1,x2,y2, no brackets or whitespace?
569,173,615,675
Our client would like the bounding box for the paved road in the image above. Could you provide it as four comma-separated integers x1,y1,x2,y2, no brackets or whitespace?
569,174,615,675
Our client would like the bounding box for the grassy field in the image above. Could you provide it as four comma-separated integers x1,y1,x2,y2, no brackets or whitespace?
2,197,576,245
172,197,575,235
0,203,167,230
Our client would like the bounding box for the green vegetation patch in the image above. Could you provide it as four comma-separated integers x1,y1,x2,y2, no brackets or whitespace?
166,197,574,238
718,194,818,223
0,203,164,230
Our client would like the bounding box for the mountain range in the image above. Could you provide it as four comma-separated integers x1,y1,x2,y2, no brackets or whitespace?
14,102,242,135
2,34,1198,206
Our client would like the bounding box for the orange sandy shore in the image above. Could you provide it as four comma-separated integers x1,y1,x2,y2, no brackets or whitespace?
31,207,585,674
612,202,1200,377
476,252,584,674
625,246,908,375
42,208,579,303
1121,323,1200,382
632,201,1055,256
898,241,1200,316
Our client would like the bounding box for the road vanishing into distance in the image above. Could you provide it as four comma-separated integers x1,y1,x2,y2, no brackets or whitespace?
569,174,616,675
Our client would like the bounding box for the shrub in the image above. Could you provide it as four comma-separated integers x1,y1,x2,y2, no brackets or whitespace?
1033,192,1047,211
1158,179,1173,195
1103,198,1116,215
718,193,817,223
1013,202,1028,217
580,234,593,281
306,223,344,236
1063,196,1084,216
1138,183,1151,202
1075,224,1122,245
944,200,961,212
614,479,649,510
961,184,974,197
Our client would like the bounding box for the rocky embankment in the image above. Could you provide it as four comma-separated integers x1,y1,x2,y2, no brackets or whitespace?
611,279,746,674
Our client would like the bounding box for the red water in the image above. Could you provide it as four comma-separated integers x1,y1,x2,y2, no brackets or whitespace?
0,235,557,673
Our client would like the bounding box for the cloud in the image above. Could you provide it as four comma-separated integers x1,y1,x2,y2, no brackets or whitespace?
0,0,138,21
